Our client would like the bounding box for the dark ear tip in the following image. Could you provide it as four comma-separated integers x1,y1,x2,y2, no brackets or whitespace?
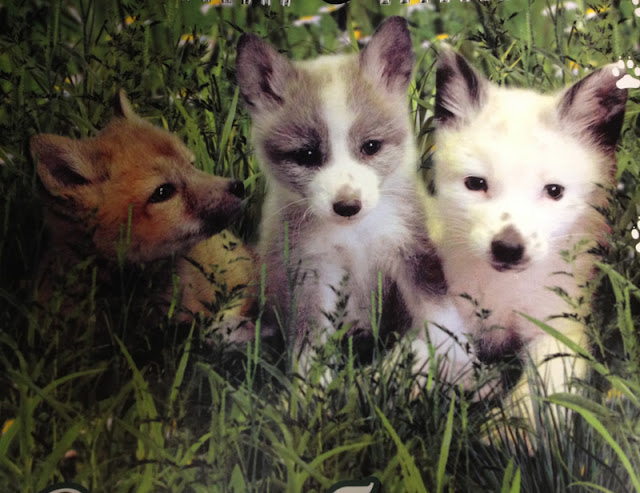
113,90,126,117
376,15,410,41
237,33,261,52
237,33,250,48
382,15,408,28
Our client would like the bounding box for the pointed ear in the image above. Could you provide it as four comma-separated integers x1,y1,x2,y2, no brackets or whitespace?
435,48,487,127
114,90,142,121
236,33,295,114
359,16,414,95
558,66,627,154
30,134,95,194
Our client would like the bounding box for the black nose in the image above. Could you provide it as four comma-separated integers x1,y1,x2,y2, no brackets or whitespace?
491,239,524,264
228,180,244,198
490,225,525,266
333,199,362,217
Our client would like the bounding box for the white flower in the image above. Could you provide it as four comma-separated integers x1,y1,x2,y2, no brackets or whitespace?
318,4,346,13
293,15,322,27
406,0,436,13
542,1,578,16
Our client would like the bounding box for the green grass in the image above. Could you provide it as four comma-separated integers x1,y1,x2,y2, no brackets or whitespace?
1,0,640,492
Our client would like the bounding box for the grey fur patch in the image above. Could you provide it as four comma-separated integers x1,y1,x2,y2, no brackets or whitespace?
359,16,414,95
405,231,448,296
252,68,330,196
346,67,410,177
236,33,295,112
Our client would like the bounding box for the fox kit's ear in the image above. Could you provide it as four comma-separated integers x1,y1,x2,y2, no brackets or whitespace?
236,33,295,114
558,66,628,154
114,90,141,121
359,16,414,95
435,48,487,127
30,134,95,193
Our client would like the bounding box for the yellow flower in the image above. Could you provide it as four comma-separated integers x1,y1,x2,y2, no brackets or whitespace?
586,5,609,18
436,33,450,41
201,0,231,13
125,15,136,25
568,60,580,75
339,25,372,46
606,387,623,401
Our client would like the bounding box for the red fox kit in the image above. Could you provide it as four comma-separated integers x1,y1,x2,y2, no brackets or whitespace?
30,92,255,338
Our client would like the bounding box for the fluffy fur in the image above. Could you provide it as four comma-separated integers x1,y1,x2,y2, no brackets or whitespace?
30,92,255,338
428,49,628,419
236,18,473,375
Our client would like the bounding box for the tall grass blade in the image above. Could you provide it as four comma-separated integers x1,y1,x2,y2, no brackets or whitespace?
376,406,429,493
548,394,640,493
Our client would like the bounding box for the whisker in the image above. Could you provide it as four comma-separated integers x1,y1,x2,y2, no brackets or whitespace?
263,197,309,223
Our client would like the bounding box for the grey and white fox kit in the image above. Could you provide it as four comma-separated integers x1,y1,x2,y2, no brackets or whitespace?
237,17,472,373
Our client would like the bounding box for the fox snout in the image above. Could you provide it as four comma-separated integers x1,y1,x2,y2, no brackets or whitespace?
227,180,245,199
197,178,245,236
332,185,362,218
333,199,362,217
490,225,529,272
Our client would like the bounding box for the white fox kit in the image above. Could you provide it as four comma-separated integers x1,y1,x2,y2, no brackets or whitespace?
30,92,255,337
428,50,628,419
236,17,472,373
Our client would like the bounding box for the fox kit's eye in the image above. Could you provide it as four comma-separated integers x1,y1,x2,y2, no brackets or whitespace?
289,147,322,167
361,140,382,156
464,176,488,192
544,184,564,200
148,183,177,204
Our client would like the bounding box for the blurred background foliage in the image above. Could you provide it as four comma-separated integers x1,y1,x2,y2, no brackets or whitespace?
1,0,640,491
